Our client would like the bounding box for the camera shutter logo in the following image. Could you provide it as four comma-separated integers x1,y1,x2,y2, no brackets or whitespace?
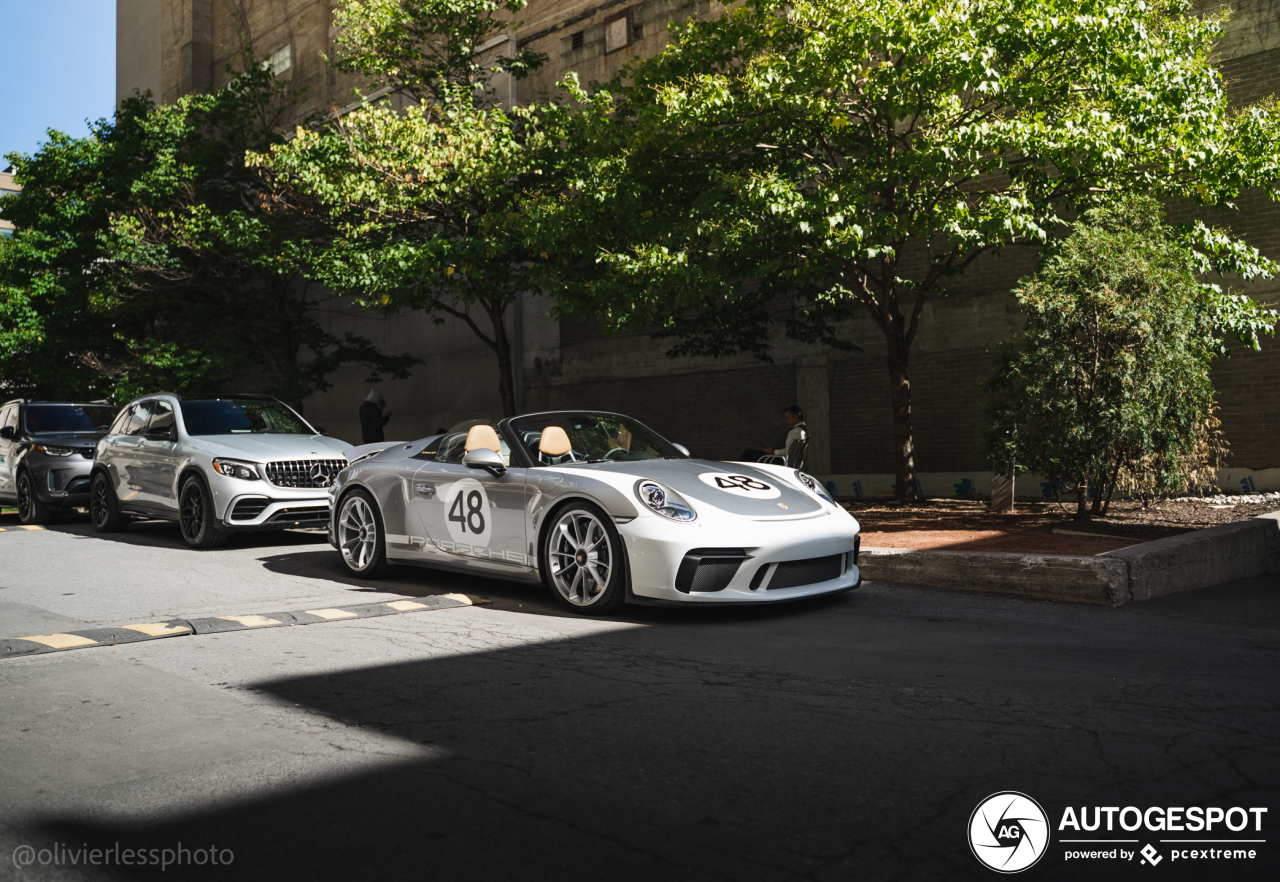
968,792,1050,873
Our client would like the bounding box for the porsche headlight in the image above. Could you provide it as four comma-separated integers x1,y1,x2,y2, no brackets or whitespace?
212,458,261,481
35,445,75,457
636,480,697,522
795,470,834,504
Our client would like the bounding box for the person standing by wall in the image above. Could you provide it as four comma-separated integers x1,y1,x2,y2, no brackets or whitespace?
359,389,393,443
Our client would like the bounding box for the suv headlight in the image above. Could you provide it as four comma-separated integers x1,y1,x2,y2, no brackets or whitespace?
635,480,696,522
795,470,834,504
35,445,75,457
212,458,261,481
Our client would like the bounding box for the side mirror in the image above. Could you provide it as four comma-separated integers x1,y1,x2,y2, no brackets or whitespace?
672,443,691,457
0,426,13,440
463,447,506,478
145,425,177,442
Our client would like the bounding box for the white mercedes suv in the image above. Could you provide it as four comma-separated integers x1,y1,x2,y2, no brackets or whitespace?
90,393,350,548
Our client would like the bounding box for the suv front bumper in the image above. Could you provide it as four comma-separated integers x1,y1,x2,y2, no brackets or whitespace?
219,493,331,530
29,457,95,511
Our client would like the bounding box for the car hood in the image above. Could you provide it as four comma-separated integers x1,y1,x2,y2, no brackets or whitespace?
187,434,350,463
25,433,105,450
548,458,825,518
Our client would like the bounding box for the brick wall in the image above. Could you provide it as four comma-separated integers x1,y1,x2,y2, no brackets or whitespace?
526,361,797,461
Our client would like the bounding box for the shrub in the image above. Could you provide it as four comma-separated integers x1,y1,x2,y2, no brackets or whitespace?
984,197,1273,519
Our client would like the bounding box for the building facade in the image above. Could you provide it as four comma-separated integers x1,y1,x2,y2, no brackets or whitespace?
116,0,1280,493
0,169,18,238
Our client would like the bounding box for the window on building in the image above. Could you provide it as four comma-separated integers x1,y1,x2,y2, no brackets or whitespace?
263,44,292,76
571,31,584,50
605,12,631,53
633,22,644,39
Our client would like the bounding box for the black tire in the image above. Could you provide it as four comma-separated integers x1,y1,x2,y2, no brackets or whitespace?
90,471,129,533
334,489,391,578
542,501,628,616
16,470,51,526
179,475,228,549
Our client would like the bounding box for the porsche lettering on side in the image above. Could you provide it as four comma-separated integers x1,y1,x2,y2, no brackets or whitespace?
327,411,861,615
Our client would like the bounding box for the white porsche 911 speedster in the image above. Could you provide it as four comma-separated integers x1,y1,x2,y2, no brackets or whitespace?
327,411,861,615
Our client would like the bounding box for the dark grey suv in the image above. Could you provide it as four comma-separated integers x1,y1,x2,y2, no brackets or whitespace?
0,399,120,524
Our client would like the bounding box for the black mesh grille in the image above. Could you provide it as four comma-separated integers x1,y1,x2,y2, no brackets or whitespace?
688,558,744,593
264,459,346,488
767,554,844,590
268,506,329,524
674,548,748,593
231,498,269,520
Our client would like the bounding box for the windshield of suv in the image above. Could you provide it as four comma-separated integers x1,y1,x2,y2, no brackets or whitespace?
510,412,684,465
23,405,119,436
179,399,312,435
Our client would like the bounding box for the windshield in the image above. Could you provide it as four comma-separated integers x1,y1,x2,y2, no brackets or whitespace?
510,412,684,465
23,405,119,435
179,399,312,436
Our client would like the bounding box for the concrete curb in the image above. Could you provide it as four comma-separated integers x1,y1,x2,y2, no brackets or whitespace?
858,511,1280,607
0,593,488,660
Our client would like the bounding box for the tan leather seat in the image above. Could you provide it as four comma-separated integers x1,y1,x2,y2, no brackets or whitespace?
538,426,572,456
464,424,502,454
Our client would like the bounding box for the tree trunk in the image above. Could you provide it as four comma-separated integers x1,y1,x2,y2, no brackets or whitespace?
1075,482,1090,521
886,347,919,501
487,299,518,417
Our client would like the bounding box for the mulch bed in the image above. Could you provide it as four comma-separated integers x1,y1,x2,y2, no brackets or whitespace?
843,496,1280,556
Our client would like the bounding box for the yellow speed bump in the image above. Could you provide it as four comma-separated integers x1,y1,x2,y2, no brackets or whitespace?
18,633,98,649
306,608,359,620
217,615,282,628
0,525,45,532
441,594,475,605
122,623,191,637
385,600,427,611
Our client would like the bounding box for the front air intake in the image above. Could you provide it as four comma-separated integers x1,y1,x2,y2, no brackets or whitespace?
766,554,844,590
675,548,750,593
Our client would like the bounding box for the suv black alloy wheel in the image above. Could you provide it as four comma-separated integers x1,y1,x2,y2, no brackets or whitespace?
179,477,227,549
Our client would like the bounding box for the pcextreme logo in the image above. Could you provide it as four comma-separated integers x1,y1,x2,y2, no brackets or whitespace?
969,792,1051,873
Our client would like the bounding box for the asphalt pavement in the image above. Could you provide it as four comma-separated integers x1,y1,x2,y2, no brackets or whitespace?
0,512,1277,881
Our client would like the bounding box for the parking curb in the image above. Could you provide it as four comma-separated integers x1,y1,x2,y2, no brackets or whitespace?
0,593,488,659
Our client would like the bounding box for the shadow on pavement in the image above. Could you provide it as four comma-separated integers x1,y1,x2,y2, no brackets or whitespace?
257,543,860,626
25,614,1279,881
38,517,330,551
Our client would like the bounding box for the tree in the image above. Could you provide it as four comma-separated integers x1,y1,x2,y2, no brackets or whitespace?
0,60,418,406
541,0,1280,497
258,0,562,416
983,197,1275,519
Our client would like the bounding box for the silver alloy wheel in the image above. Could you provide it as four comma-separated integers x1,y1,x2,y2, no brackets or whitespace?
338,495,378,571
548,509,613,606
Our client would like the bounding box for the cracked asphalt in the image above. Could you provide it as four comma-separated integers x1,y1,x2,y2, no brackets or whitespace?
0,515,1277,880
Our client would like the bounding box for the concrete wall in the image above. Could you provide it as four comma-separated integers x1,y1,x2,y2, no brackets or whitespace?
117,0,163,105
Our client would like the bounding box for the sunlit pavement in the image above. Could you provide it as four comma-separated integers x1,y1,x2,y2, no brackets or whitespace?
1,511,1277,880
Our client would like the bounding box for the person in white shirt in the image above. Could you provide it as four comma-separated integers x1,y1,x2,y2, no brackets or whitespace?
740,405,807,467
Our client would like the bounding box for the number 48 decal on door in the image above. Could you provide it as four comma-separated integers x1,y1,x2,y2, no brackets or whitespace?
443,478,493,546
